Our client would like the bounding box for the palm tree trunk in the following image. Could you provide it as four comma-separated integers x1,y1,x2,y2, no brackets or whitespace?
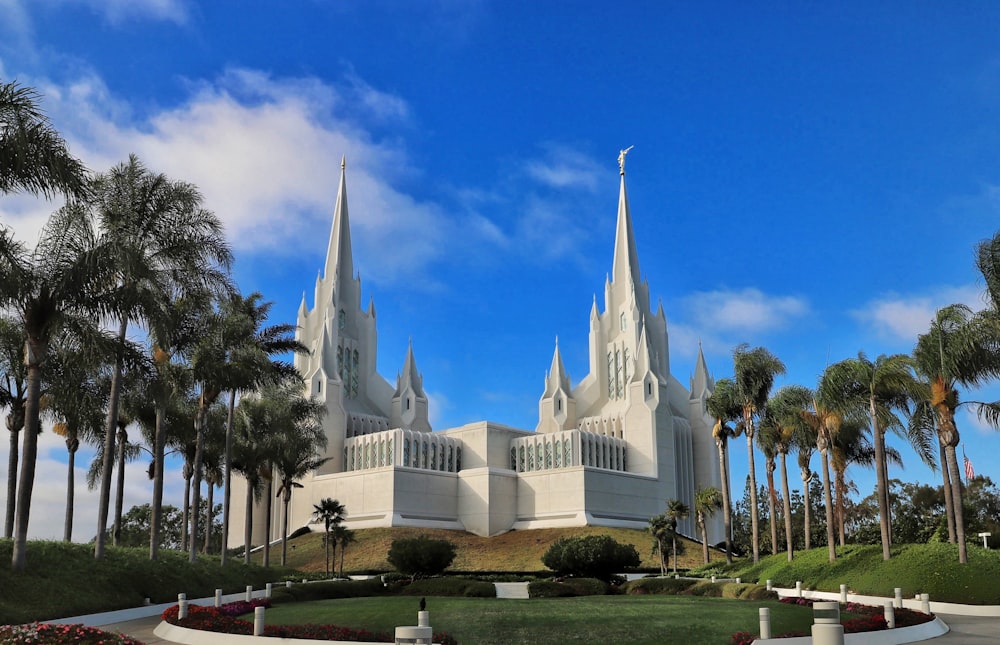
944,443,968,564
325,528,331,576
835,470,847,547
766,462,778,555
95,318,127,561
801,469,812,550
280,489,290,566
150,404,166,560
64,440,77,542
221,391,236,566
671,536,678,574
203,481,215,554
189,400,208,563
263,477,273,568
181,468,191,552
940,444,956,543
12,342,44,572
872,413,892,561
746,431,760,563
112,426,127,547
821,449,835,562
716,439,733,563
243,478,254,566
699,517,709,564
339,540,346,577
881,452,892,545
780,453,793,561
5,421,19,539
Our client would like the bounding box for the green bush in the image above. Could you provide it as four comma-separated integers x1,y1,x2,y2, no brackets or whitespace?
622,577,697,595
402,577,496,597
528,580,578,598
541,534,640,581
562,577,610,596
683,580,725,597
269,579,386,604
387,536,457,579
738,584,778,600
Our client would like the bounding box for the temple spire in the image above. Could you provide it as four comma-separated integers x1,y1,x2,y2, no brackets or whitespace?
544,338,571,396
611,154,642,289
324,156,354,284
691,341,713,397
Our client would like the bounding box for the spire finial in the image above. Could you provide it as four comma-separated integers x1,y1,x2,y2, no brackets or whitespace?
341,155,346,170
618,145,633,176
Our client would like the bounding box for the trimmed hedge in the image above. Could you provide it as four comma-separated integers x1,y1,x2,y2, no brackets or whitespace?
528,581,578,598
269,579,386,604
561,578,609,596
721,582,777,600
622,577,697,595
682,580,725,597
402,578,496,597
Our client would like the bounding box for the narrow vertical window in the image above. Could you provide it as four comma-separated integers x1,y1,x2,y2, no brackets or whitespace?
607,352,615,399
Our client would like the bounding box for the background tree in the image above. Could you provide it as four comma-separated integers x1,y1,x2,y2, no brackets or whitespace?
646,513,670,575
0,316,28,539
334,525,356,577
540,534,639,582
664,498,689,573
732,344,786,563
763,385,811,560
388,536,457,581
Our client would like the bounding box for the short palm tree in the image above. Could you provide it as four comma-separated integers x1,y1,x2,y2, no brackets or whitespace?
0,79,88,199
312,498,346,576
705,378,741,563
334,525,356,577
762,385,812,561
665,498,690,574
732,344,786,563
911,304,1000,564
647,513,670,575
694,487,723,564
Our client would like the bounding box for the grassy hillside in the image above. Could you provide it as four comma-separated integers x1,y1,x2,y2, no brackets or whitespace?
698,542,1000,604
266,526,717,574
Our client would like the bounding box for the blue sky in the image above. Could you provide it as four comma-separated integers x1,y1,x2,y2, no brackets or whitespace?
2,1,1000,541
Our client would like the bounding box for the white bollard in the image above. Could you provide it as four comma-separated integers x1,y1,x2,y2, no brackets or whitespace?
884,600,895,629
796,580,802,597
266,582,272,598
286,580,292,588
736,577,741,584
177,593,188,620
759,607,771,639
674,573,679,579
302,578,307,584
894,587,903,608
215,588,222,608
253,605,265,636
840,584,847,604
811,601,844,645
711,575,716,583
246,584,253,602
920,593,931,614
418,610,429,627
766,579,772,591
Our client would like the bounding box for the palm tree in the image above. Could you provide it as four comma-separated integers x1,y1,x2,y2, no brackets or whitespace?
312,498,346,576
233,394,274,565
732,344,786,563
334,525,356,578
803,382,844,562
647,513,670,576
755,426,780,556
665,498,690,574
705,378,740,563
820,353,928,561
91,155,233,561
0,316,28,539
793,433,815,551
0,79,88,199
763,385,812,561
44,332,107,542
0,204,114,571
694,487,723,564
911,304,1000,564
217,292,305,566
273,390,328,566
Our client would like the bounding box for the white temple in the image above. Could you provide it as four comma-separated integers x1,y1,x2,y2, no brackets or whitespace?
230,154,723,546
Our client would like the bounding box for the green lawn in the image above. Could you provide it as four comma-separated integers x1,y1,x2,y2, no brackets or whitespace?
257,596,816,644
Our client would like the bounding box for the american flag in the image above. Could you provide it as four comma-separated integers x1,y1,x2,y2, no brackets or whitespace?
964,451,975,482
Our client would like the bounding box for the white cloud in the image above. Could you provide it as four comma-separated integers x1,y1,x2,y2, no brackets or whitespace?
55,0,189,25
524,143,603,191
852,284,985,342
682,287,810,334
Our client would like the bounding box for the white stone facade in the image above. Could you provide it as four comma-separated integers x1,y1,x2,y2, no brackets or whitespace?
229,157,724,547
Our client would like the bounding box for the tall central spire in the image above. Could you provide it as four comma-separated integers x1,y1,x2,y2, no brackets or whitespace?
324,156,354,283
611,164,642,288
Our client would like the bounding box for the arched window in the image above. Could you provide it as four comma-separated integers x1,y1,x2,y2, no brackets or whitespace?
338,309,346,330
564,438,571,466
337,346,343,378
615,348,623,399
607,352,615,399
510,447,517,470
456,447,462,471
544,442,553,469
430,443,437,470
351,350,360,397
403,438,410,466
527,445,535,471
624,348,630,383
554,441,561,468
519,445,526,471
448,445,454,471
387,438,394,465
422,440,429,469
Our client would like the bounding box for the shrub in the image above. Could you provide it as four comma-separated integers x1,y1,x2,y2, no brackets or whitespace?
528,580,578,598
269,579,386,604
622,577,696,595
402,578,496,597
387,536,457,579
541,534,640,581
683,580,724,597
0,623,143,645
562,577,610,596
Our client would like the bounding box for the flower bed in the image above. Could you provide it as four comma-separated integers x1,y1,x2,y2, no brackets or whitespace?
729,597,934,644
162,600,458,644
0,622,143,645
